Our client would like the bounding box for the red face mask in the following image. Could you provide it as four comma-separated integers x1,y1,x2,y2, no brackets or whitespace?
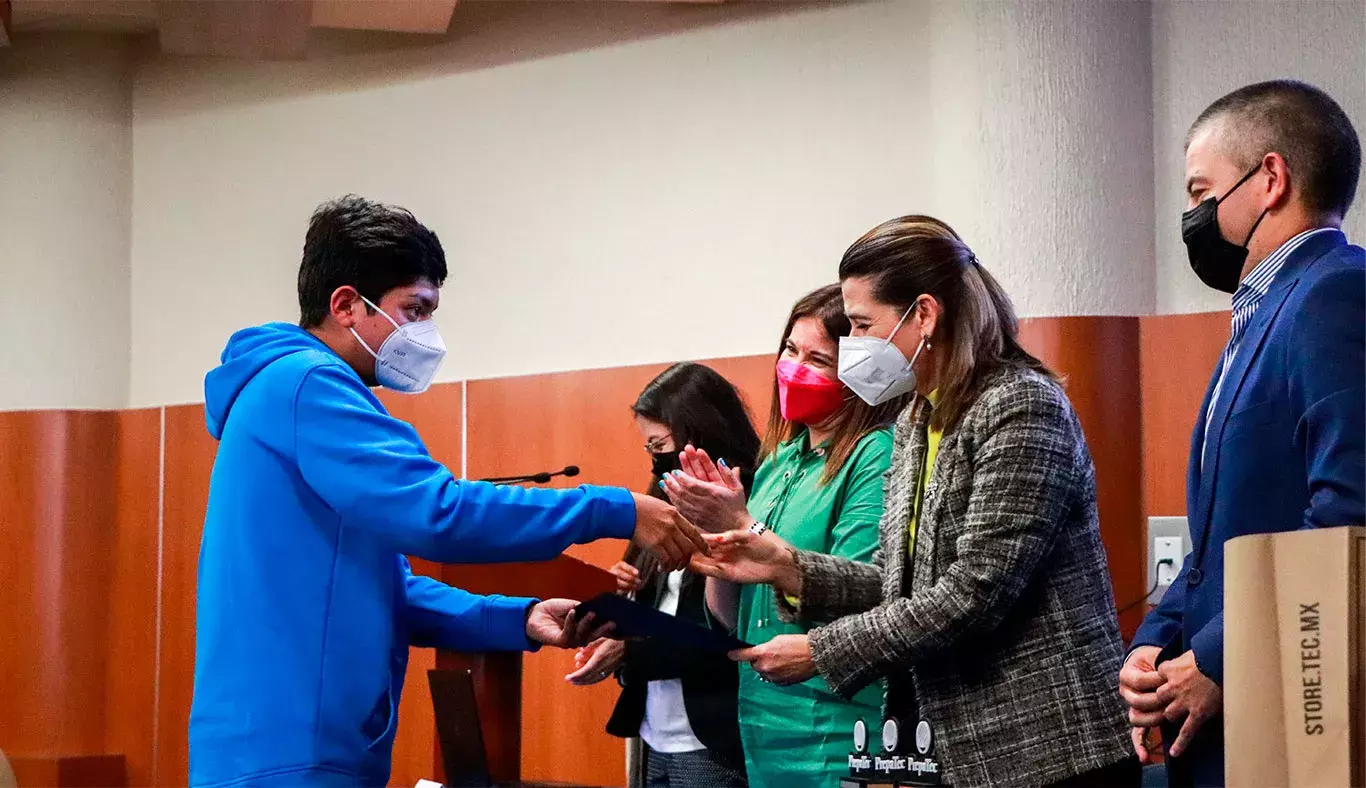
776,359,846,425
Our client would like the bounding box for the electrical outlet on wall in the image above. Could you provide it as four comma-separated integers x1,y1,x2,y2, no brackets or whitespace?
1154,537,1183,586
1146,517,1190,604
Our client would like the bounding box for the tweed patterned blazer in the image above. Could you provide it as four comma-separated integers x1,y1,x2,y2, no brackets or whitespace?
783,366,1131,786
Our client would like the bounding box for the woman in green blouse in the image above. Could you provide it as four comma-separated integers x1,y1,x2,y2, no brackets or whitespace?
661,284,907,788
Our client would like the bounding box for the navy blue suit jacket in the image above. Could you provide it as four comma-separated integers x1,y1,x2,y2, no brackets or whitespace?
1132,229,1365,785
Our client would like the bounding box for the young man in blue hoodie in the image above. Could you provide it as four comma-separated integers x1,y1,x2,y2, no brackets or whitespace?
190,196,707,787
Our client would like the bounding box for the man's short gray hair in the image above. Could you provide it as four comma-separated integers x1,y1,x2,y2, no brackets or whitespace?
1187,80,1360,220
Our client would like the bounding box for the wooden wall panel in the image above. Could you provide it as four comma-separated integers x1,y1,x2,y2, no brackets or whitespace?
1017,317,1145,636
1139,311,1229,519
0,411,59,752
104,408,162,787
376,382,464,786
8,754,126,787
391,567,441,788
156,405,218,787
376,382,463,471
704,354,776,428
0,411,118,758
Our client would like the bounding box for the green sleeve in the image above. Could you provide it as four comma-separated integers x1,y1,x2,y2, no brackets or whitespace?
827,429,893,563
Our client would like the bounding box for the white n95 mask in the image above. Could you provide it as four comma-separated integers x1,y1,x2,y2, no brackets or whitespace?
837,305,927,407
350,296,447,394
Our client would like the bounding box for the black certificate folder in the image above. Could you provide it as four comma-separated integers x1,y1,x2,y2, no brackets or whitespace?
573,593,752,653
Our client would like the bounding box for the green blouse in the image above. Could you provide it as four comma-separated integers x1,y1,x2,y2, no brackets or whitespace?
736,427,894,788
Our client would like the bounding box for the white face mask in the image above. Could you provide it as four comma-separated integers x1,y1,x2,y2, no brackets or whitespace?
349,296,447,394
837,304,928,407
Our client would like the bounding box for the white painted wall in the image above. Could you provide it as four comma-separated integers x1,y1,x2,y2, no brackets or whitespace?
925,0,1154,322
0,34,133,410
6,2,1356,407
127,0,1154,406
1152,0,1366,314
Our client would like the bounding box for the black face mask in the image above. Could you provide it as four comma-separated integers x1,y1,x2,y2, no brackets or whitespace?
651,451,680,478
1181,162,1269,294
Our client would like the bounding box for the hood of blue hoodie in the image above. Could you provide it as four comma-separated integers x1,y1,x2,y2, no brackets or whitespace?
205,323,340,439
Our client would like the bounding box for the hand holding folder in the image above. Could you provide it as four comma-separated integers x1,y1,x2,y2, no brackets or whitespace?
573,593,751,653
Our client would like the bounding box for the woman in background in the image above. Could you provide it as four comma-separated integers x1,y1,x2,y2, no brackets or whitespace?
692,216,1136,787
661,285,907,788
567,362,759,788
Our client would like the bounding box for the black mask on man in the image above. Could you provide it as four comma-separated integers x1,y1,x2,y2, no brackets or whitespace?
1181,162,1269,294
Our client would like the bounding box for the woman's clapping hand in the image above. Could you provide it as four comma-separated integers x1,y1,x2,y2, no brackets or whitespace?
660,446,750,534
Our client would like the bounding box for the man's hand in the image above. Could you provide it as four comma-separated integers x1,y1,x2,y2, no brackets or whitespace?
729,634,816,685
631,493,707,571
566,637,626,686
1131,726,1162,767
1156,649,1222,758
608,561,642,594
525,599,614,649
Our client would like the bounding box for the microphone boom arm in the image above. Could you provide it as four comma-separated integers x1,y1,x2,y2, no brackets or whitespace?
478,465,580,485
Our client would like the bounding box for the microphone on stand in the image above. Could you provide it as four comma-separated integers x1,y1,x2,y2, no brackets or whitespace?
478,465,580,485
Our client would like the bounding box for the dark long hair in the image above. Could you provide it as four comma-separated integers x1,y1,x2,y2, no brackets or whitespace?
760,284,907,484
626,362,761,585
633,362,760,495
837,215,1053,431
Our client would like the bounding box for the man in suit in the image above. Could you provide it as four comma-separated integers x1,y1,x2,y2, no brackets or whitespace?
1123,80,1365,787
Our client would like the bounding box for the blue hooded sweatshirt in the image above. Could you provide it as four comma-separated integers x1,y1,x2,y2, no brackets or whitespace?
190,323,636,787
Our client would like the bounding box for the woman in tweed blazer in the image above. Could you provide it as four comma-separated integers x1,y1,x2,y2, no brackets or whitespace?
692,216,1136,787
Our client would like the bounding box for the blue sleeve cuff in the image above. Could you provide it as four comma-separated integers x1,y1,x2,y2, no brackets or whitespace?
583,485,637,541
1189,614,1224,686
481,595,543,653
1130,618,1179,652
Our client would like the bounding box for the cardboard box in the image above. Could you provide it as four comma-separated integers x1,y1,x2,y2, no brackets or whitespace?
1225,526,1366,787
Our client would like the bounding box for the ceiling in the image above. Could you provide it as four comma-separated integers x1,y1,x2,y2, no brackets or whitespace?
0,0,739,59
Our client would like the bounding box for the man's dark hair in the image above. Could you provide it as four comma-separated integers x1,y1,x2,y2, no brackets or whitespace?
1188,80,1361,221
297,195,447,328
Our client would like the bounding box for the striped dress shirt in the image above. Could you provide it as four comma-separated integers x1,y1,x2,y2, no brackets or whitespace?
1202,227,1338,456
